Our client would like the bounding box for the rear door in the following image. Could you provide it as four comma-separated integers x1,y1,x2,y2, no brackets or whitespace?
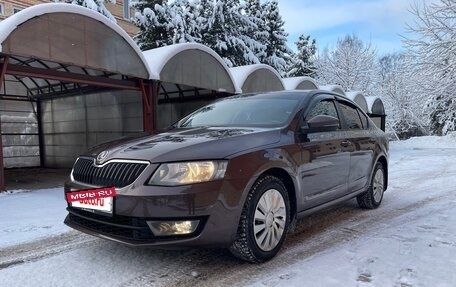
336,100,376,193
298,96,351,210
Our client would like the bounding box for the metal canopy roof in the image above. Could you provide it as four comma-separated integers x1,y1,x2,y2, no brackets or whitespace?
230,64,284,93
320,84,346,96
0,3,150,79
346,91,369,113
282,76,318,90
143,43,240,94
366,96,386,115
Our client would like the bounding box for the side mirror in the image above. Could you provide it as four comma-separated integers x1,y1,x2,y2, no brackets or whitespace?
303,115,340,133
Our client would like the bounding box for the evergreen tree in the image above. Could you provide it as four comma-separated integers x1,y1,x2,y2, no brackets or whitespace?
192,0,212,42
261,0,293,75
203,0,259,67
133,0,174,50
244,0,267,61
287,34,317,77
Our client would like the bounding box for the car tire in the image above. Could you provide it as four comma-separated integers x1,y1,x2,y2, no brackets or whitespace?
357,162,385,209
229,175,290,263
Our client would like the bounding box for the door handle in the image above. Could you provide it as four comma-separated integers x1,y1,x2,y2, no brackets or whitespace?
341,140,352,147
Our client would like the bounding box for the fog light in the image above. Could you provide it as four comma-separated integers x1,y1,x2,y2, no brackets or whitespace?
147,220,199,236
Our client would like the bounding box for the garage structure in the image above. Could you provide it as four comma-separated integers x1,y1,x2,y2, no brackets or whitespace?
143,43,240,129
0,4,240,190
366,96,386,131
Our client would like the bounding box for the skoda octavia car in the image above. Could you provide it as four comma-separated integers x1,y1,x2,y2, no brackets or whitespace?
64,90,388,263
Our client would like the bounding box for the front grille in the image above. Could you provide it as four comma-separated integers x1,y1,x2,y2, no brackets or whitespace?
68,208,155,241
72,158,148,188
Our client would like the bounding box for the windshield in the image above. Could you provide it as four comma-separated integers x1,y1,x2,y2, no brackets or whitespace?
176,97,299,128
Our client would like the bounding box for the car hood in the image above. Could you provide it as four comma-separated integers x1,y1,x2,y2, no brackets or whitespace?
82,127,282,163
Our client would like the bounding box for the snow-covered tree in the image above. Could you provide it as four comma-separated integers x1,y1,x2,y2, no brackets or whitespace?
203,0,260,67
404,0,456,135
132,0,293,69
244,0,267,61
378,53,427,138
67,0,116,22
167,0,201,44
315,34,378,95
133,0,174,50
261,0,293,75
287,34,317,77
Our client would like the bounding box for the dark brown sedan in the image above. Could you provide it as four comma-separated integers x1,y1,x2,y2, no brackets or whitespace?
64,90,388,263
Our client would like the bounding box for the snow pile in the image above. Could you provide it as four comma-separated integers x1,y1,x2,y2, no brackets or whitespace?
391,132,456,149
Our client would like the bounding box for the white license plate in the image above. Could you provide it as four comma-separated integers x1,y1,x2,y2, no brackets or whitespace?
71,197,113,214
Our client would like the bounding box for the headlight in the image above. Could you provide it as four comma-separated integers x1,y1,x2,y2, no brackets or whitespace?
149,161,228,186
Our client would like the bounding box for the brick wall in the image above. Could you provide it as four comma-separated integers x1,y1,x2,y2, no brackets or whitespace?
0,0,139,37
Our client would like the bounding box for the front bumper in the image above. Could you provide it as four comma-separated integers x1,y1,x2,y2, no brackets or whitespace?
64,207,209,246
64,177,249,248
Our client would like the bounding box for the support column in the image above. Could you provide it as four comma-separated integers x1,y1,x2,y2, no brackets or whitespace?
36,99,45,167
140,80,158,133
0,109,4,191
0,56,9,191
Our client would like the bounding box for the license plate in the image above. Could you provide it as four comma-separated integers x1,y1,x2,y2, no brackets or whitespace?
67,187,116,214
71,197,113,213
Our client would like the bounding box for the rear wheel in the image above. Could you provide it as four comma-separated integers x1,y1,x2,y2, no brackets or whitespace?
229,175,290,263
357,162,385,209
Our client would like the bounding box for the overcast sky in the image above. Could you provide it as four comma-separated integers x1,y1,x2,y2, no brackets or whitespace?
277,0,428,55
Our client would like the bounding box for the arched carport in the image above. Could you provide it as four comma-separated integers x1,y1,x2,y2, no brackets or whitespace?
229,64,284,93
0,3,154,190
365,96,386,131
282,76,318,90
142,43,240,129
345,91,368,113
320,84,346,96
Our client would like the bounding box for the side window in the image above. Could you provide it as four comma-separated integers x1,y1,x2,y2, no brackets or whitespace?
338,102,363,129
306,100,340,127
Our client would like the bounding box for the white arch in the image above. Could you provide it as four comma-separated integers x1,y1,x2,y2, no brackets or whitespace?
319,84,346,96
282,76,318,90
0,3,152,79
229,64,284,93
365,96,386,115
345,91,369,113
143,43,240,93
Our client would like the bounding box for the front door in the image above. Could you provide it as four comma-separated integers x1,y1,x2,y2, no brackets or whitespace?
298,99,350,210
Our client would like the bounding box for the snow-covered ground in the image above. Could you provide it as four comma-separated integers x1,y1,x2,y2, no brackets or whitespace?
0,188,69,248
1,135,456,287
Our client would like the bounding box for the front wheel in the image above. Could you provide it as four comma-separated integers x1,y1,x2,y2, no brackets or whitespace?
229,175,290,263
357,162,385,209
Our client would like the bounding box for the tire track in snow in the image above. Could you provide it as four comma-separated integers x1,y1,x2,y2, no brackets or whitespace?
0,231,96,270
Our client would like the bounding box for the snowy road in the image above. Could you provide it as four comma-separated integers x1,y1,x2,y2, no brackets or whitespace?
1,136,456,286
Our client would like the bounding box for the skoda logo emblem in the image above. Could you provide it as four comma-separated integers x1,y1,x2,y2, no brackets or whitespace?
97,150,109,164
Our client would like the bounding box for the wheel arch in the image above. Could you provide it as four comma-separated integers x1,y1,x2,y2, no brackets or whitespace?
261,167,297,223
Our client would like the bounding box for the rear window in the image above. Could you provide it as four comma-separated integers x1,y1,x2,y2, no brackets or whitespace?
338,102,363,129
